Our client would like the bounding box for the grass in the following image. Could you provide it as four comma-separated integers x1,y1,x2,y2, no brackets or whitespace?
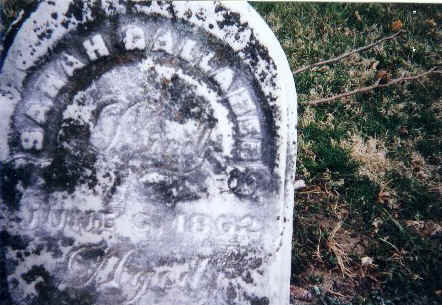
252,2,441,305
1,2,441,305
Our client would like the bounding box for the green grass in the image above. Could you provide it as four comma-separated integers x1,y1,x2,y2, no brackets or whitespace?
252,2,441,305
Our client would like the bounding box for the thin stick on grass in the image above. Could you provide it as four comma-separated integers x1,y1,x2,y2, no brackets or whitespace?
305,67,441,106
315,225,323,262
324,288,346,298
327,221,354,278
294,30,403,74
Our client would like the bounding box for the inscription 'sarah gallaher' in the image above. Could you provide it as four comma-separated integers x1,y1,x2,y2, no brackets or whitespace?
0,1,297,305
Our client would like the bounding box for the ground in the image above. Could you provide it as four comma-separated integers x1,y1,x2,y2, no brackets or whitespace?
251,2,441,305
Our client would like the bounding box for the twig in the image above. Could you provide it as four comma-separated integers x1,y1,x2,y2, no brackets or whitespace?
305,68,440,106
324,288,346,298
294,30,403,74
315,225,323,262
327,221,354,278
6,10,24,35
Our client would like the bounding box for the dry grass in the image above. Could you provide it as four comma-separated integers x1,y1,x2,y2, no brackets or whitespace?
340,135,392,184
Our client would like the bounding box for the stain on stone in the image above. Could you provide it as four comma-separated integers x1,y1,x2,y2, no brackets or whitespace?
162,74,218,127
37,28,54,41
0,161,33,210
142,173,208,208
212,42,236,67
126,0,152,14
41,236,64,259
81,247,106,261
61,18,71,29
21,264,48,284
259,70,268,83
211,248,263,281
246,295,270,305
61,236,75,247
167,3,177,22
64,0,85,23
205,149,226,174
242,270,253,284
63,0,103,31
218,12,241,29
243,35,276,76
16,251,25,262
43,118,98,194
21,264,98,305
226,282,238,300
195,9,207,21
0,252,13,305
214,4,249,35
32,244,44,256
105,173,121,201
4,256,18,276
248,256,263,270
0,231,29,251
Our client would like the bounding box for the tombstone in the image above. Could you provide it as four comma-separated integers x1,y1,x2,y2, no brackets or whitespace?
0,1,297,304
0,17,3,55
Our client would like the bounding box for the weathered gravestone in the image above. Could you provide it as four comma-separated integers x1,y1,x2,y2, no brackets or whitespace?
0,1,297,304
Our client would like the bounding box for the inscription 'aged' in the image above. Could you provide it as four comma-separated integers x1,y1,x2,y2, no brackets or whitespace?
67,245,211,303
0,2,297,305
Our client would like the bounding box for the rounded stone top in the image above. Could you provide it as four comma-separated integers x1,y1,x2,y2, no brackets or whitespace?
0,1,297,166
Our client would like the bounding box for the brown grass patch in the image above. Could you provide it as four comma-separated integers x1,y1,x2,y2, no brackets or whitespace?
340,134,392,184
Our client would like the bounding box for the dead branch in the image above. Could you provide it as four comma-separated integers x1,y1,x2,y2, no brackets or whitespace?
327,221,354,278
305,68,440,106
294,30,403,74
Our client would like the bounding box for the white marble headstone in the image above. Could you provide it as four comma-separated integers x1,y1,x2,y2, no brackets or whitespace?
0,1,297,304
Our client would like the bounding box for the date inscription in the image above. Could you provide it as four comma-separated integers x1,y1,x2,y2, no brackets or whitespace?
18,201,263,244
18,202,118,235
132,212,263,243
